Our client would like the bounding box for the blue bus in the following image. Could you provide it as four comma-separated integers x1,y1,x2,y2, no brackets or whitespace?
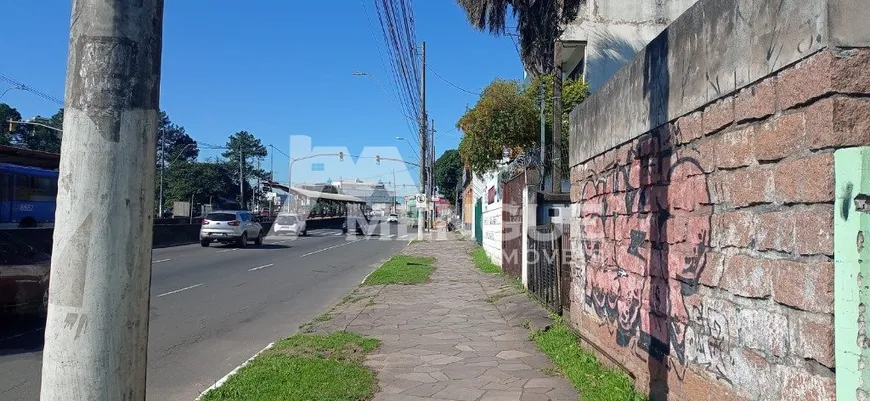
0,163,58,228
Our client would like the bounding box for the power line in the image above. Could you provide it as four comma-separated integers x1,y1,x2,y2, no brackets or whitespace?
426,65,481,96
0,73,63,105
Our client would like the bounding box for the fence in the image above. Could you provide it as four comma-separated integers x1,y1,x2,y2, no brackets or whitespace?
527,223,571,315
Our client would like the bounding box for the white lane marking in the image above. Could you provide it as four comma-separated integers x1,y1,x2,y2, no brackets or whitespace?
300,239,360,258
152,258,172,264
400,234,409,239
248,263,274,272
333,233,343,237
196,341,276,400
156,283,203,298
0,328,44,342
217,248,239,253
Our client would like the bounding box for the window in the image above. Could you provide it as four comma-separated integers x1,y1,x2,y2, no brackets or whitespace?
205,213,236,221
311,163,325,172
0,173,9,201
276,215,297,225
12,174,57,202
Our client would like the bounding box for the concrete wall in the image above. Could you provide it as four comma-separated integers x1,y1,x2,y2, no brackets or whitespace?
561,0,696,92
481,171,503,267
566,0,870,399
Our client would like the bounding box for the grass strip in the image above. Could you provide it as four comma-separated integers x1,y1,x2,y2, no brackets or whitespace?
531,320,646,401
201,331,380,401
471,247,501,274
363,254,435,285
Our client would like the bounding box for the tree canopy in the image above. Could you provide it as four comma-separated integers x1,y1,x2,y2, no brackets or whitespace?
434,149,462,203
457,76,587,174
454,0,583,76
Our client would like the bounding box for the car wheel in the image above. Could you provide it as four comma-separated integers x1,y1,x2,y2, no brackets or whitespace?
255,230,264,246
301,229,307,236
200,239,210,247
38,285,49,317
239,233,248,248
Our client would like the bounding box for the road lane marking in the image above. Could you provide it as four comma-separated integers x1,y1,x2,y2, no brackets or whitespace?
196,341,276,400
300,239,360,258
400,234,409,239
333,233,343,236
156,283,203,298
248,263,274,272
0,327,44,342
217,248,239,253
152,258,172,264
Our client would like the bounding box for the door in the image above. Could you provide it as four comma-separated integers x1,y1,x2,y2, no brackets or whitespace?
474,198,483,245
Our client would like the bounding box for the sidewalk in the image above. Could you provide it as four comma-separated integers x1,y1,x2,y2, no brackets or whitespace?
310,235,578,401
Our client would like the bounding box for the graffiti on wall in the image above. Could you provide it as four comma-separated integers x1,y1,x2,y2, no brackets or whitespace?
574,139,718,380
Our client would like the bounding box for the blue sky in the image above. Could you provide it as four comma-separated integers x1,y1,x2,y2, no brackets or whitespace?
2,1,523,194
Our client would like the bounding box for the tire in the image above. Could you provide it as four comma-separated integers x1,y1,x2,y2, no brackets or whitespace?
255,230,264,246
301,229,307,237
238,233,248,248
200,239,210,247
38,285,49,317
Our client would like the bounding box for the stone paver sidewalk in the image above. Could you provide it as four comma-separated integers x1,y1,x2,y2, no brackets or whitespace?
310,235,578,401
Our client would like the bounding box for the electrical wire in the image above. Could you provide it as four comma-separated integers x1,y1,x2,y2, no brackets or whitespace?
426,65,482,96
0,73,63,105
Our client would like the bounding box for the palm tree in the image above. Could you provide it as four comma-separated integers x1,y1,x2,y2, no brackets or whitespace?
454,0,583,77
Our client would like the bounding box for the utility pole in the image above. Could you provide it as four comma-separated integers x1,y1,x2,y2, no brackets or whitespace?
41,1,164,401
392,168,397,214
270,145,274,216
239,147,244,209
552,40,563,194
430,119,435,226
159,130,164,215
418,41,426,239
539,80,546,191
255,158,260,212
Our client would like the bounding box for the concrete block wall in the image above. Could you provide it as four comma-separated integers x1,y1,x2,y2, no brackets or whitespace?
566,0,870,399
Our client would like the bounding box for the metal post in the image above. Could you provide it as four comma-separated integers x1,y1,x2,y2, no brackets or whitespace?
41,1,164,400
269,145,274,216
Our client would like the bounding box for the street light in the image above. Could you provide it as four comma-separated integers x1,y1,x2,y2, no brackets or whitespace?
352,72,416,122
395,136,419,162
7,119,63,133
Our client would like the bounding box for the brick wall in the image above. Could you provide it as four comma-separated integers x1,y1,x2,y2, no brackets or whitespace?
568,47,870,400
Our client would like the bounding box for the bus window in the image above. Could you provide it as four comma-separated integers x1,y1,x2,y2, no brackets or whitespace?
31,176,57,202
14,174,32,201
0,173,9,201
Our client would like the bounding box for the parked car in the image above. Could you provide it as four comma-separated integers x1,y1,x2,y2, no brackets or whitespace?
387,213,399,223
0,231,50,316
273,213,307,236
200,211,264,247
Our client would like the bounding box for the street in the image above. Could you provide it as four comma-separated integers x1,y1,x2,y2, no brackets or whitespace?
0,221,412,401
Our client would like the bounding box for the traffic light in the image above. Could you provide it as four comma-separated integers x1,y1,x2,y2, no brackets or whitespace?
376,155,381,165
339,151,344,161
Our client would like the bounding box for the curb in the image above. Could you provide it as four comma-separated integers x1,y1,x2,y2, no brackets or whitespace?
195,341,276,400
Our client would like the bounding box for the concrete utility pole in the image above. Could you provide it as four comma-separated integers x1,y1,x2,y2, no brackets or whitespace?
159,130,164,214
41,1,164,401
552,40,563,194
239,147,244,209
539,81,546,191
430,119,435,226
417,41,427,239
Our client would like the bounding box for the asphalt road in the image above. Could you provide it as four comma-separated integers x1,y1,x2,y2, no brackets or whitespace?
0,219,414,401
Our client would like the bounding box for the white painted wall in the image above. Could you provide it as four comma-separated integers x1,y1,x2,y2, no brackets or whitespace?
480,170,502,267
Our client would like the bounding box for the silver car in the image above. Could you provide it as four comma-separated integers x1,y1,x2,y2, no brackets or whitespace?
200,211,264,247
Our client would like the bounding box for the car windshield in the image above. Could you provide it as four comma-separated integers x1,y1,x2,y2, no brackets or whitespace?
276,215,298,225
390,214,397,217
206,213,236,221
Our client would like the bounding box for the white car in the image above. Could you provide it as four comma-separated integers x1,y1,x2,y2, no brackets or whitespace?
273,213,307,236
387,213,399,223
200,211,264,247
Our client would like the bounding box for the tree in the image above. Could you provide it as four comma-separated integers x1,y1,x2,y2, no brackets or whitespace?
435,149,462,203
521,74,588,177
457,79,537,174
157,111,198,167
20,108,63,153
164,161,236,210
222,131,268,206
454,0,582,76
0,103,23,146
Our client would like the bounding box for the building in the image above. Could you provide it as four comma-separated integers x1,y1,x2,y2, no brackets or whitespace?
560,0,697,92
300,179,397,213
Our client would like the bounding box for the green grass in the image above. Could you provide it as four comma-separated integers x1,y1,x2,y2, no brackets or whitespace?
362,254,435,285
314,313,332,322
531,320,646,401
471,247,501,274
201,332,381,401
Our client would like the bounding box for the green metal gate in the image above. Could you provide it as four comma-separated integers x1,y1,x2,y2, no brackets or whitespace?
474,198,483,245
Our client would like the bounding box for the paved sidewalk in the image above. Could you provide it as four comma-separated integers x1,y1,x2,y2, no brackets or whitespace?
311,236,578,401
